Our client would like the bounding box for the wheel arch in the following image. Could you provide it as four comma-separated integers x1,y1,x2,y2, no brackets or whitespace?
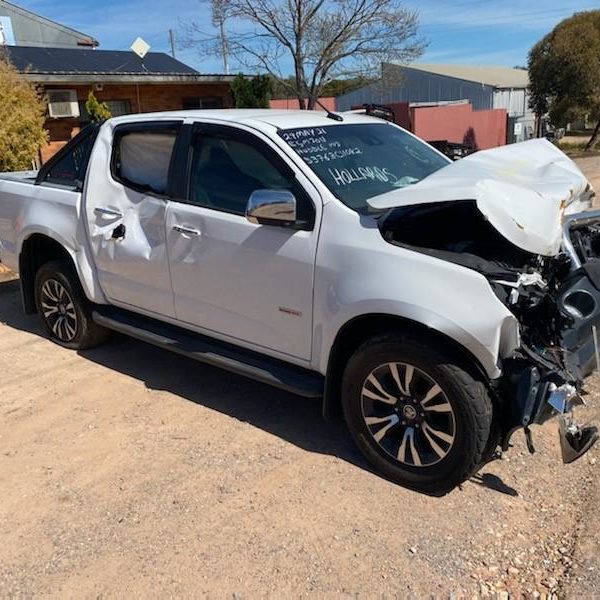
322,313,492,420
19,233,79,314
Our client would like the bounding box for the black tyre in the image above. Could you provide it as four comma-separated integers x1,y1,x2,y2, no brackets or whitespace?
34,260,109,350
341,332,493,494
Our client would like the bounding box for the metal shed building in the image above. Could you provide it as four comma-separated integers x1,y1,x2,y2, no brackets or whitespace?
0,0,97,48
337,63,535,143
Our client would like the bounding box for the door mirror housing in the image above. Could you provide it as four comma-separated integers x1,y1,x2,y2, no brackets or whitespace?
245,189,297,227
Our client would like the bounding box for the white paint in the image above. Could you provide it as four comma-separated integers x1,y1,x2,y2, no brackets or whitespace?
369,138,594,256
0,110,593,382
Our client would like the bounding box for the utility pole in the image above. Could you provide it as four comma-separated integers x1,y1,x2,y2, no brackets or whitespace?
168,29,176,59
218,18,229,74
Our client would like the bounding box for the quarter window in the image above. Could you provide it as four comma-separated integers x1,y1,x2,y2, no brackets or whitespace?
40,124,99,189
112,124,180,195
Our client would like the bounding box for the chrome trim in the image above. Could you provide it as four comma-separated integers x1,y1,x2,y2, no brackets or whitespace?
94,206,124,218
245,189,297,226
172,225,200,236
562,209,600,269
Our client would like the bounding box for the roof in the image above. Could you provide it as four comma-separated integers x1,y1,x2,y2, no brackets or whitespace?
399,63,530,89
5,45,199,75
0,0,98,47
108,108,378,131
4,45,234,84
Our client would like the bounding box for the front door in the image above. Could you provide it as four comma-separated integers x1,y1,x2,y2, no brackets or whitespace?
166,123,320,361
85,120,181,317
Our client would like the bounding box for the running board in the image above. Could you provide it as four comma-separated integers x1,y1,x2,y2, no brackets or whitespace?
92,308,324,398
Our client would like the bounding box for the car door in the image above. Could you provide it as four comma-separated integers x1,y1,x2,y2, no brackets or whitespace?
84,120,181,317
165,122,320,361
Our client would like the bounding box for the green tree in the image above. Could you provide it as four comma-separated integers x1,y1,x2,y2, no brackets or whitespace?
230,74,272,108
0,58,47,171
85,91,111,122
528,10,600,150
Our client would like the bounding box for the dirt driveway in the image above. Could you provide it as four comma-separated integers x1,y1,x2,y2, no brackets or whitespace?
1,157,599,597
0,273,599,597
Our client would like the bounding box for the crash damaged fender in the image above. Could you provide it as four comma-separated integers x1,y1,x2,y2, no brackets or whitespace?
369,138,594,256
313,203,521,380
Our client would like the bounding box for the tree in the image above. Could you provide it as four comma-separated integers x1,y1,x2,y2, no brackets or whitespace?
186,0,424,110
230,73,272,107
528,10,600,150
0,58,47,171
85,91,111,122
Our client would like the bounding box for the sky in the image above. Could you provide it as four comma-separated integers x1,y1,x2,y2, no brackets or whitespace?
14,0,600,74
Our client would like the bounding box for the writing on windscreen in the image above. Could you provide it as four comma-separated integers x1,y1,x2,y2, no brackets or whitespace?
281,127,399,188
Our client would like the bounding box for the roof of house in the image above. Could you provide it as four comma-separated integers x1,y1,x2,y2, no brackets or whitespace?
0,0,98,47
5,45,199,75
398,63,530,88
4,45,234,84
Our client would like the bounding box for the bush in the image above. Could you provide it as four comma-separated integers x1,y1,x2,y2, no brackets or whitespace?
85,91,111,121
0,58,47,171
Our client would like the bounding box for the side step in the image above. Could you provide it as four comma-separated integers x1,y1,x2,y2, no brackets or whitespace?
92,307,324,398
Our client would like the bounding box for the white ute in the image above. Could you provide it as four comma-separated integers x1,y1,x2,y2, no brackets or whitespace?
0,109,598,494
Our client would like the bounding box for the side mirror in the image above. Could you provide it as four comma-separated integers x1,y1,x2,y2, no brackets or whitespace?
245,189,297,227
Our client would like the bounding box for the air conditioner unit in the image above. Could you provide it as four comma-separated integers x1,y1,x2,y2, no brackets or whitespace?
47,90,80,118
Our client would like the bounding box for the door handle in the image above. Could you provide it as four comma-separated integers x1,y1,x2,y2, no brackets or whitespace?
95,207,124,218
172,225,201,236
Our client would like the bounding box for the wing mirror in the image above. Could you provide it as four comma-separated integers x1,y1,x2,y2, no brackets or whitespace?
245,189,297,227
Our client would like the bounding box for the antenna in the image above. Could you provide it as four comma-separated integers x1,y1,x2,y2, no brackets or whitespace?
130,37,151,67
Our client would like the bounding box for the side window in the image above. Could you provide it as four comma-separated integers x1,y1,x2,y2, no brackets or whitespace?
188,128,313,226
112,124,179,195
42,129,96,189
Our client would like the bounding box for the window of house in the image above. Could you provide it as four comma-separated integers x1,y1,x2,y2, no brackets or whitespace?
112,123,180,195
105,100,132,117
79,99,132,123
183,96,223,110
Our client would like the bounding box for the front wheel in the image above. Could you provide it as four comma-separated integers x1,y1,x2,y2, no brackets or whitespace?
341,332,493,494
34,260,109,350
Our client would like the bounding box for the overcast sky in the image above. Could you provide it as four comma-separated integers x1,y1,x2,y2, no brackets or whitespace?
15,0,599,74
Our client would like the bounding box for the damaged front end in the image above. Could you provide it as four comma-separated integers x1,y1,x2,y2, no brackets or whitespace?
379,199,600,464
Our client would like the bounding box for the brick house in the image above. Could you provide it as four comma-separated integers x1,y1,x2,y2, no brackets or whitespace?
5,45,235,162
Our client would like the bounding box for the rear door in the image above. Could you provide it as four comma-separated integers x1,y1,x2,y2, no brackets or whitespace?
84,120,181,317
165,122,320,361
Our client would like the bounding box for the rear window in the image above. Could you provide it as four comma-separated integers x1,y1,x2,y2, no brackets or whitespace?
112,124,180,194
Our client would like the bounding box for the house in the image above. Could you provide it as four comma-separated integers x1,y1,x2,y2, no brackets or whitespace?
0,1,235,162
5,45,235,162
336,63,534,143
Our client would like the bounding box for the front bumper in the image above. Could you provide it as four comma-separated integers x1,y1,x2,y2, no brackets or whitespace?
501,209,600,462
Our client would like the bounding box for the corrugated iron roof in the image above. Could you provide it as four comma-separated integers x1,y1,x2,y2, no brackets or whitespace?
398,63,530,88
5,45,200,76
0,0,98,47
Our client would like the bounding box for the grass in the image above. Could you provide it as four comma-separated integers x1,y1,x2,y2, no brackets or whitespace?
555,141,600,158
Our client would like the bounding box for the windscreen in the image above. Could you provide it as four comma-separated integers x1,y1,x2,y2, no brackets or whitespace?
278,123,449,215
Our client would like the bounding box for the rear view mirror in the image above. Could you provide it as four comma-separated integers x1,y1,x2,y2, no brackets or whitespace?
245,189,297,227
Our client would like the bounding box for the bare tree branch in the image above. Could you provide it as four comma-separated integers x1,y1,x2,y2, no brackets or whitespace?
183,0,425,109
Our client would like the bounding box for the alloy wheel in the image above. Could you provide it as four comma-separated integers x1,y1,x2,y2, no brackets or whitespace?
40,278,78,342
360,362,456,467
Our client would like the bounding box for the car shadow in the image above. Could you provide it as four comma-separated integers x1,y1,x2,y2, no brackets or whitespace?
0,277,516,497
0,278,364,468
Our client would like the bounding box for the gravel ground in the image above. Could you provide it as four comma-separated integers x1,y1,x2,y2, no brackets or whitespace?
0,156,599,597
1,267,599,597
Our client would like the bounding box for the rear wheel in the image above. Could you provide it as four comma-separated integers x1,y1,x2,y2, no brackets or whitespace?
34,260,109,350
342,332,493,494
